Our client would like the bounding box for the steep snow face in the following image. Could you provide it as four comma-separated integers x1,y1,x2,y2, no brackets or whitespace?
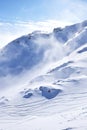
0,34,47,76
53,20,87,43
65,27,87,53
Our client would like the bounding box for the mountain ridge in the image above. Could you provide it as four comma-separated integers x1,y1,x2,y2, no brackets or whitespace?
0,20,87,77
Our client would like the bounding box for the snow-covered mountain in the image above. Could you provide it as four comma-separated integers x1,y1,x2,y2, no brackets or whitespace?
0,20,87,77
0,20,87,130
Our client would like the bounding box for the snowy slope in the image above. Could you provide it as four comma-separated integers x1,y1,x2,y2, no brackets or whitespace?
0,32,50,76
0,20,87,130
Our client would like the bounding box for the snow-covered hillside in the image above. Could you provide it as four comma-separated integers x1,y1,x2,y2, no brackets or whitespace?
0,20,87,130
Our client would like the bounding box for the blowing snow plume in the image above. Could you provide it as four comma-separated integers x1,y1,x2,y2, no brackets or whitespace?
32,32,66,63
0,31,66,89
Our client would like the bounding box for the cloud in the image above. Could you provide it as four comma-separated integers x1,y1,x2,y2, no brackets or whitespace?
0,20,71,48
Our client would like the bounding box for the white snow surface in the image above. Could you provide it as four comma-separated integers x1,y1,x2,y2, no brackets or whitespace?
0,20,87,130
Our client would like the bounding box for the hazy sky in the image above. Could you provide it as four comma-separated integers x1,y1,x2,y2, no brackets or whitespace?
0,0,87,22
0,0,87,48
